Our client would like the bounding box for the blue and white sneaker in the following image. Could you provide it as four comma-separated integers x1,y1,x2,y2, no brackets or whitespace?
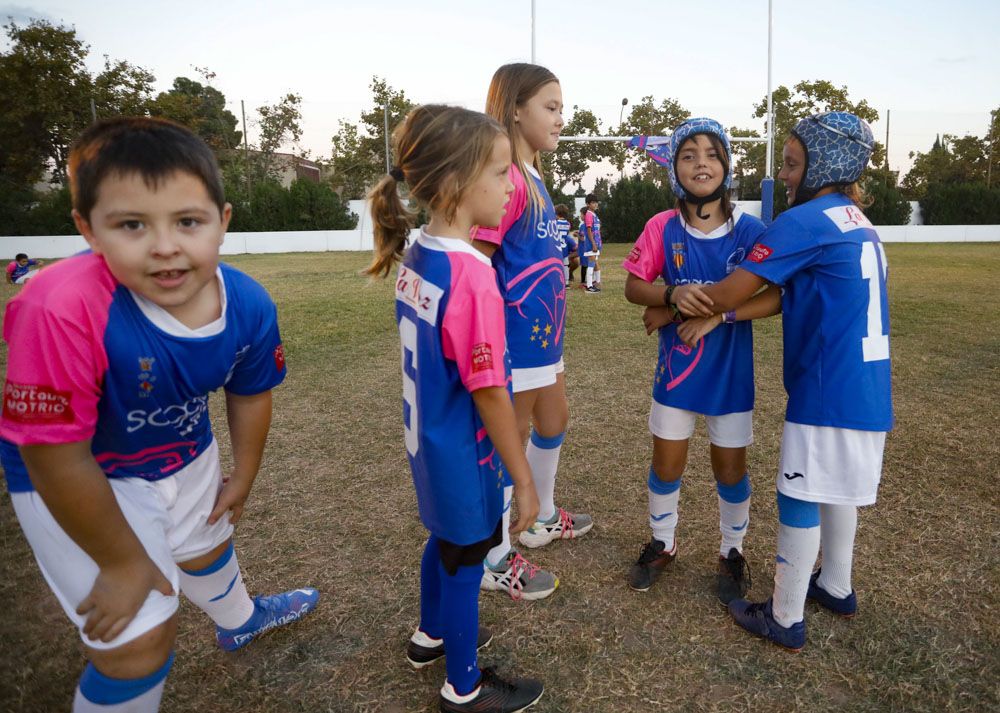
728,597,806,652
807,569,857,617
216,588,319,651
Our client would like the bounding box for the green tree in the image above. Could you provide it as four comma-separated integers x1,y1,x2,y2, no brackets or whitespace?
902,115,997,199
330,77,416,199
550,107,612,192
253,92,304,182
0,20,91,187
149,74,242,153
600,175,674,243
862,169,911,225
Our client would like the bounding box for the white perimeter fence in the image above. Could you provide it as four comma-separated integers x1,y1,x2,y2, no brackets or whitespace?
1,200,997,258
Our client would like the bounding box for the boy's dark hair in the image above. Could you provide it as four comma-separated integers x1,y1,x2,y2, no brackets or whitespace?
15,253,27,262
585,193,598,204
68,117,226,221
554,203,569,218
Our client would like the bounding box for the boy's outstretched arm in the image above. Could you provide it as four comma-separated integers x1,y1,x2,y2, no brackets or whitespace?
471,386,539,535
210,389,273,526
19,441,174,643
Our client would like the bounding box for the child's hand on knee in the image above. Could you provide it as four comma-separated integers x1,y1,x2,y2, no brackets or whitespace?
209,477,252,526
77,557,174,643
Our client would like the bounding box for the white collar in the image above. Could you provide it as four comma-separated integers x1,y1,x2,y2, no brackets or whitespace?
417,228,492,267
522,161,541,179
679,206,744,240
129,267,227,337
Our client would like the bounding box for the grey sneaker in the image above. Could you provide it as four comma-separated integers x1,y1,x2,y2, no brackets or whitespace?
518,508,594,549
480,549,558,601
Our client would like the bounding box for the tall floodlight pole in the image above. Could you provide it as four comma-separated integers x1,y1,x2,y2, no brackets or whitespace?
619,98,629,180
765,0,774,178
531,0,536,63
759,0,776,225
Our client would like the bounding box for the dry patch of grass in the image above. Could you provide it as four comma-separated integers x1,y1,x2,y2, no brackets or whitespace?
1,243,997,712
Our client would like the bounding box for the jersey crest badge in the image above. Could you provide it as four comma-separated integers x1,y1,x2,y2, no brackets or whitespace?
671,242,686,270
137,356,156,398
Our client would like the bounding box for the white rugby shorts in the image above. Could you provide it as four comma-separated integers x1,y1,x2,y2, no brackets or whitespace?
11,439,233,649
776,422,886,505
649,401,753,448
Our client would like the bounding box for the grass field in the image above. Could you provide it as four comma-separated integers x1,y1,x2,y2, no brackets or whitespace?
1,242,998,713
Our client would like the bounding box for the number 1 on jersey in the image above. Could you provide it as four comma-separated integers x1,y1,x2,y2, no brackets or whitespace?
860,241,889,362
400,316,419,456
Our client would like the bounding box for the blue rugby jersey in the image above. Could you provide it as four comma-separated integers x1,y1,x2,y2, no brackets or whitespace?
474,163,565,370
739,193,893,431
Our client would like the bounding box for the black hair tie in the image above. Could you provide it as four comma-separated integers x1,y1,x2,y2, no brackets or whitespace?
389,166,405,182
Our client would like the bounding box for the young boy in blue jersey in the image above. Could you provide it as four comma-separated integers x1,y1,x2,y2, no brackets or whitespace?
6,253,45,284
670,112,893,651
622,118,778,604
0,117,318,712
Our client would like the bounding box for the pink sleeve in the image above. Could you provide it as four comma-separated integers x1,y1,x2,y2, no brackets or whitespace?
441,257,508,392
472,164,528,246
1,297,109,445
5,263,14,277
621,210,676,282
585,212,594,229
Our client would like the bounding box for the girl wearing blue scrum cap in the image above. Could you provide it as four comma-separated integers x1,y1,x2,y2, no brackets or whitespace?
670,111,893,651
622,118,779,604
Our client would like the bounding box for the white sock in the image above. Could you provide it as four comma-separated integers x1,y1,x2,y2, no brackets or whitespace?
178,541,256,630
648,471,681,550
817,503,858,599
772,523,820,627
585,266,593,287
526,430,563,522
563,263,569,283
485,485,513,568
594,269,601,284
717,475,751,556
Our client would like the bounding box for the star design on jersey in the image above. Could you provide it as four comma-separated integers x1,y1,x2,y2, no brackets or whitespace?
541,339,549,349
544,323,552,336
532,322,541,334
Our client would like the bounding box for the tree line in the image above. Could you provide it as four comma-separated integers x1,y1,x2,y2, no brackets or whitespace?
3,19,998,238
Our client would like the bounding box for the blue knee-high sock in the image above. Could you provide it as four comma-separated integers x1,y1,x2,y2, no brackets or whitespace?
418,536,443,639
439,560,483,696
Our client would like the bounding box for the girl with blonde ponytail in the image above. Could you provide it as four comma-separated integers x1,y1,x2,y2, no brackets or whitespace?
369,104,545,712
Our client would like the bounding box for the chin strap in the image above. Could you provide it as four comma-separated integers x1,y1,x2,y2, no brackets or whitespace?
684,184,727,219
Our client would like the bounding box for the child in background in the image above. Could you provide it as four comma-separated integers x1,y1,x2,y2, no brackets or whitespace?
578,204,593,291
670,112,893,651
622,118,777,604
583,194,603,291
366,104,544,713
474,62,593,601
0,117,317,713
554,204,573,286
6,253,44,284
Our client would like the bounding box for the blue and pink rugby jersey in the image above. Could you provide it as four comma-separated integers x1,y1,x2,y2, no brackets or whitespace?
474,163,565,370
623,208,765,416
396,230,511,546
1,253,286,493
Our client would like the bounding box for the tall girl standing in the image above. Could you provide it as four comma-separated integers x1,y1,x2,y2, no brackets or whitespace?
474,63,593,601
367,104,544,712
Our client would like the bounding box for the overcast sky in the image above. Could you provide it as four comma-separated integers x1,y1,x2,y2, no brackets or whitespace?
4,0,998,183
